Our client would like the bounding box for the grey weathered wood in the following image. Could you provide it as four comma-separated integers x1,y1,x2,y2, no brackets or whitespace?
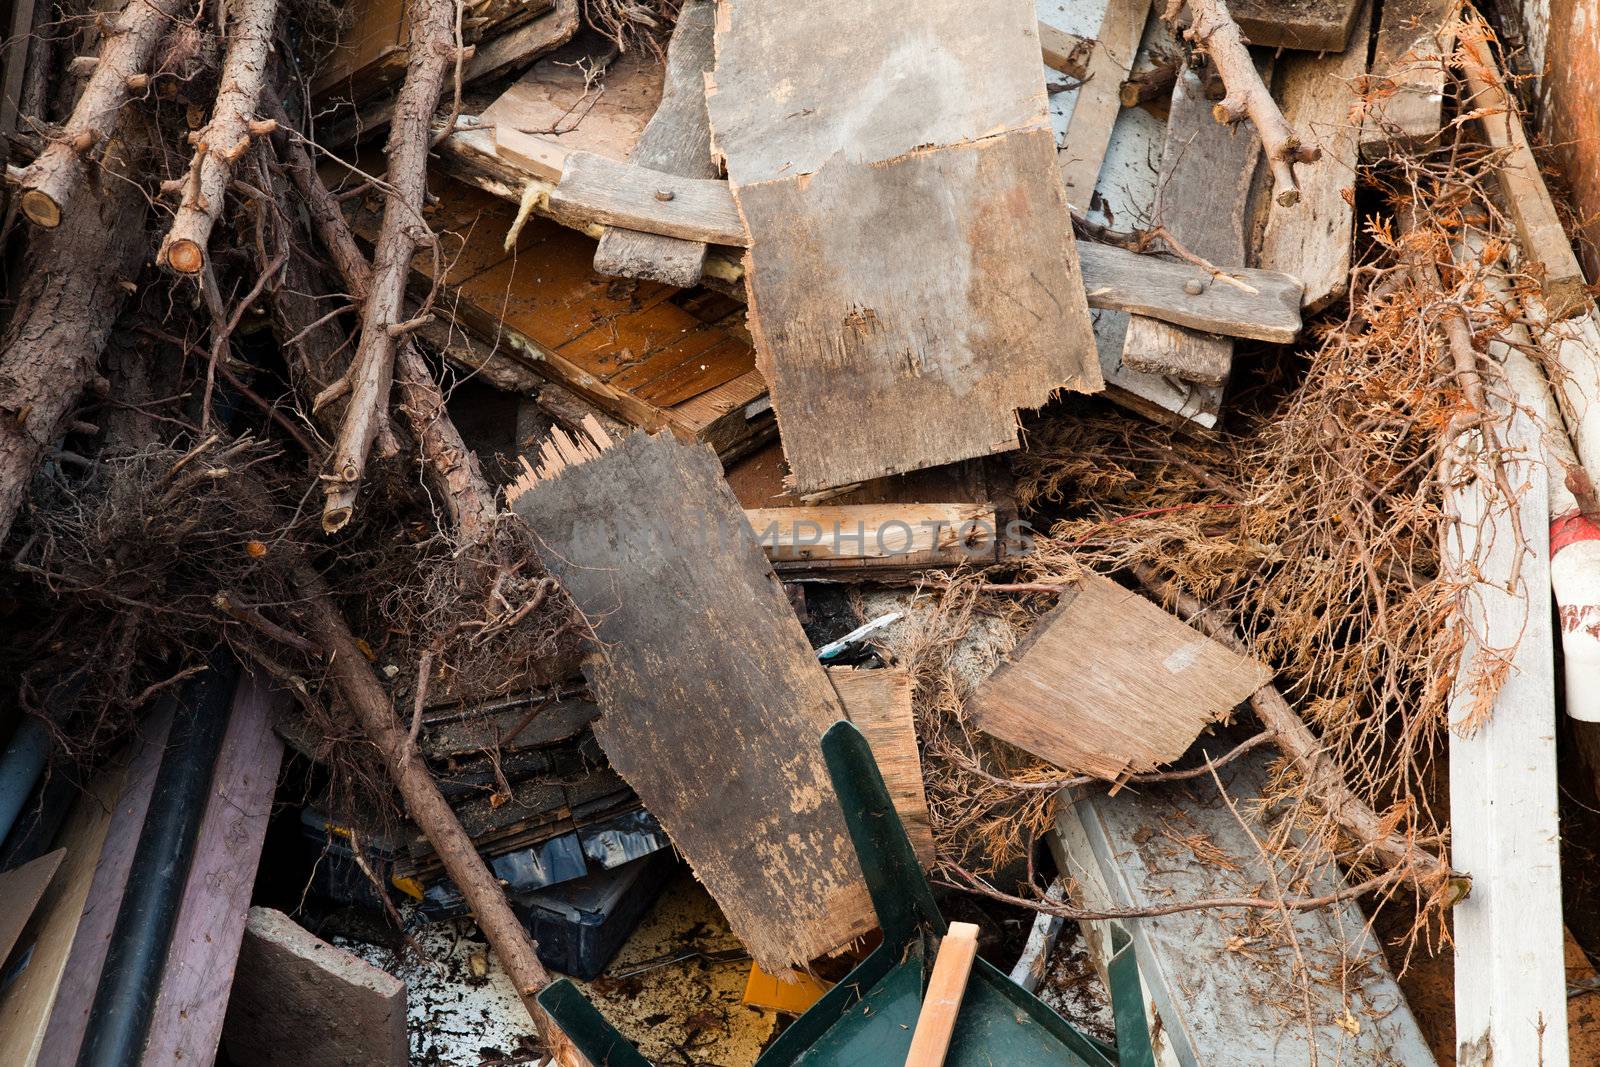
739,129,1101,493
1360,0,1454,159
1121,63,1261,387
1054,747,1439,1066
972,575,1271,780
221,907,408,1067
551,151,744,245
705,0,1050,186
506,429,874,970
1227,0,1363,51
593,0,718,287
1258,0,1371,312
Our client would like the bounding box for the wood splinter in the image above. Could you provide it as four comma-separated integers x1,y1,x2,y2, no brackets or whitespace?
1165,0,1321,206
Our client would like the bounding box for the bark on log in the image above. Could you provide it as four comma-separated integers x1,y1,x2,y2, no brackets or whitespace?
1131,564,1465,900
14,0,186,227
157,0,280,273
1166,0,1319,206
0,124,147,544
319,0,458,534
291,565,586,1067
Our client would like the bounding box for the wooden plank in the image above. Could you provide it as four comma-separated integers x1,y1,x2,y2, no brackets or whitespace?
830,668,934,868
738,128,1100,494
1054,0,1151,211
1121,62,1260,387
0,738,137,1064
1053,746,1439,1065
221,907,408,1067
1083,242,1302,343
972,575,1271,780
0,851,64,966
1258,0,1371,313
551,151,744,245
506,427,874,970
748,503,994,566
464,0,579,85
1459,25,1589,319
32,708,174,1067
1038,23,1092,80
1360,0,1455,159
1227,0,1362,51
904,921,979,1067
593,0,720,288
1444,313,1566,1064
143,674,287,1066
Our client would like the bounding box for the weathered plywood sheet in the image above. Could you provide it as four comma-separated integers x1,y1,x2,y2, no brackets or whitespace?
973,575,1271,780
739,129,1100,493
710,0,1100,494
507,429,873,970
706,0,1049,185
830,668,934,868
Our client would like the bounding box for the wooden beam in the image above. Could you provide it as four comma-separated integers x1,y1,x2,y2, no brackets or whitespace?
592,0,719,287
1055,0,1150,212
142,674,287,1065
1360,0,1455,159
550,151,744,246
1226,0,1363,51
221,907,408,1067
1459,24,1588,319
1444,300,1566,1064
1259,0,1371,313
1121,62,1260,387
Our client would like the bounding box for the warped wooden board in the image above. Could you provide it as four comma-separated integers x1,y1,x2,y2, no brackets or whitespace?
483,39,663,177
1460,28,1588,319
593,0,720,287
740,129,1101,493
221,908,408,1067
1227,0,1363,51
1258,0,1371,313
1053,746,1439,1065
143,674,287,1066
1121,62,1260,387
829,668,934,868
1050,0,1151,211
507,427,874,970
32,707,174,1066
706,0,1050,186
1445,334,1565,1064
0,851,64,967
973,575,1271,779
1360,0,1455,159
344,177,771,459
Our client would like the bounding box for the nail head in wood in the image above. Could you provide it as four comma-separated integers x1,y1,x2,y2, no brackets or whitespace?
655,188,675,201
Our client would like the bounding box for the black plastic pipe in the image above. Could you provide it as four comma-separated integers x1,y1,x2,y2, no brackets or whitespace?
75,651,237,1067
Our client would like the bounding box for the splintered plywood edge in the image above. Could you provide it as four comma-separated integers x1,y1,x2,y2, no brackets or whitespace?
507,430,874,970
738,130,1101,494
829,667,935,868
972,575,1273,779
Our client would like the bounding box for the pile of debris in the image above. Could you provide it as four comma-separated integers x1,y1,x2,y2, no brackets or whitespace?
2,0,1600,1063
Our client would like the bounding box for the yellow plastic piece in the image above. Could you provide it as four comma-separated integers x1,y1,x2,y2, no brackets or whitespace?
741,962,831,1014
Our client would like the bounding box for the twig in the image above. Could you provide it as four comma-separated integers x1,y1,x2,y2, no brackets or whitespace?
401,649,435,767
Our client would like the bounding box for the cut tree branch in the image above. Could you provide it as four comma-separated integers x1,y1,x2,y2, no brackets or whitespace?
318,0,459,534
291,564,585,1066
1164,0,1320,206
157,0,280,273
14,0,188,227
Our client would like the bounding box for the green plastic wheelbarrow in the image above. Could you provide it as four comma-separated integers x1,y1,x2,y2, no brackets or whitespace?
539,720,1156,1066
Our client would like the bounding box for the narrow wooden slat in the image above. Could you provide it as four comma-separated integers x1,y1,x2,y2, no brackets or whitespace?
1360,0,1455,159
1259,0,1372,312
551,151,744,246
903,922,979,1067
1054,0,1150,211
